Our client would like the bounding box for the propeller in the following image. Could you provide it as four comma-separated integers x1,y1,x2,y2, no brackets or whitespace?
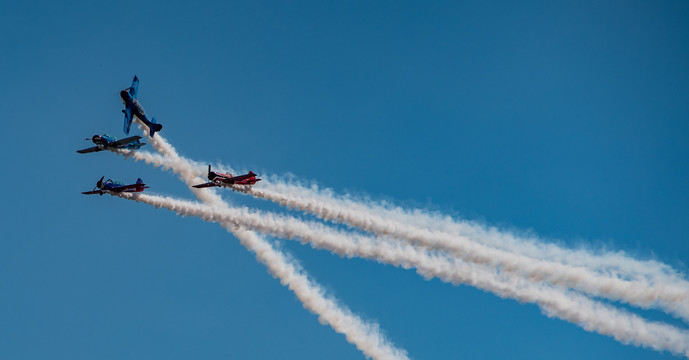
208,164,217,181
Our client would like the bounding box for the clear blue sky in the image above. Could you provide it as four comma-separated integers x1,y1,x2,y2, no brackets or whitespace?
2,1,688,359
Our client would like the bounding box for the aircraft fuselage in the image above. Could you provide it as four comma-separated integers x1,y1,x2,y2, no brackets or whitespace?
120,91,150,122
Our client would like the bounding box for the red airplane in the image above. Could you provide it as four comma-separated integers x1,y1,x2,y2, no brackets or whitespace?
192,165,261,188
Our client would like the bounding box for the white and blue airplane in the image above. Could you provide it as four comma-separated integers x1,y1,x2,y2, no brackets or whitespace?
76,134,145,154
82,176,148,196
120,75,163,137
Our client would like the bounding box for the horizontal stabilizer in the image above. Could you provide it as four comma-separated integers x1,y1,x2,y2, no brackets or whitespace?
148,118,162,137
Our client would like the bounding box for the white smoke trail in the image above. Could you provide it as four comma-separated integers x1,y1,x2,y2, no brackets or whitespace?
230,227,409,360
116,191,689,358
129,125,409,360
247,184,689,321
119,149,689,322
117,149,686,287
258,178,685,283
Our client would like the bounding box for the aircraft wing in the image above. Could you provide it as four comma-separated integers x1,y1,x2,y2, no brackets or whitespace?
123,105,133,134
76,146,103,154
113,183,147,192
192,182,218,188
236,178,260,185
228,173,256,182
81,190,102,195
111,135,142,148
129,76,139,98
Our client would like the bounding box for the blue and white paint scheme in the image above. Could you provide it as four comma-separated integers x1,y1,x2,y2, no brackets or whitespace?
76,134,146,154
121,75,163,137
82,176,148,195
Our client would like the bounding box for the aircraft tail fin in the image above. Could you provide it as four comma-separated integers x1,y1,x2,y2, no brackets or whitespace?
148,117,162,137
136,178,144,185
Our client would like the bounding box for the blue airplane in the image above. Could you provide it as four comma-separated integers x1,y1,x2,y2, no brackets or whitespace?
121,75,163,137
76,134,146,154
82,176,148,195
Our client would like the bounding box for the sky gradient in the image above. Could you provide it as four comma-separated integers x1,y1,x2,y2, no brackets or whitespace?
2,1,689,359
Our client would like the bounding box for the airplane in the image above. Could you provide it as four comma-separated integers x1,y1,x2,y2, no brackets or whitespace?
82,176,149,195
192,165,261,188
76,134,146,154
121,75,163,137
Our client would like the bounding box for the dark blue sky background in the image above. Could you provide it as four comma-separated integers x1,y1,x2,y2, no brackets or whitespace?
1,1,688,359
